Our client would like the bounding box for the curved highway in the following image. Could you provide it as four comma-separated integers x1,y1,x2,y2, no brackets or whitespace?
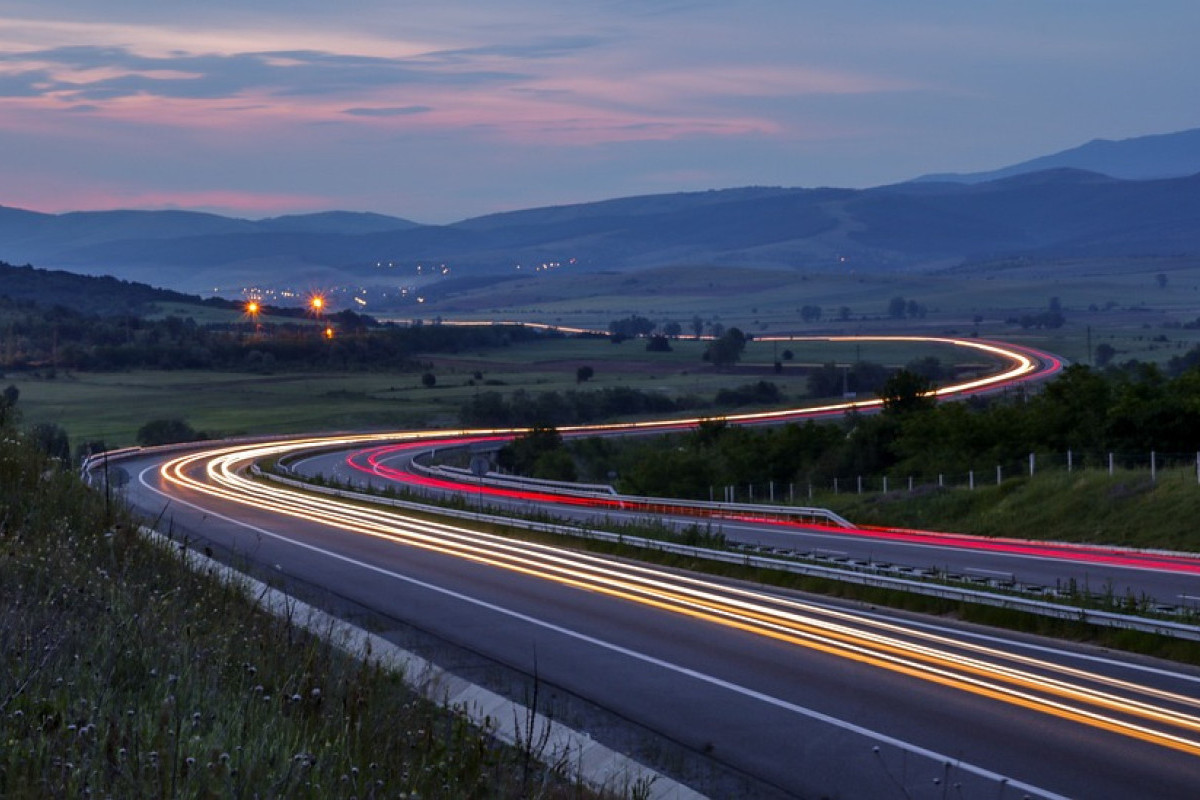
100,336,1200,798
298,439,1200,609
120,439,1200,799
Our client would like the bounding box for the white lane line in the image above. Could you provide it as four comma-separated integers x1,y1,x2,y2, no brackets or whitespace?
138,464,1069,800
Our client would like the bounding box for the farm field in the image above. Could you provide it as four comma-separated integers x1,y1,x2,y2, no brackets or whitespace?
7,336,1000,448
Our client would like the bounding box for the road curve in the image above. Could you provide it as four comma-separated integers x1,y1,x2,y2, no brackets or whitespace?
108,336,1200,797
118,433,1200,799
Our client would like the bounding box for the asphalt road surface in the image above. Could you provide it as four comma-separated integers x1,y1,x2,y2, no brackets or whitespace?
113,440,1200,800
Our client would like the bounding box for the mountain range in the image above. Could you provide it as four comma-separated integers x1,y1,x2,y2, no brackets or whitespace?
2,128,1199,299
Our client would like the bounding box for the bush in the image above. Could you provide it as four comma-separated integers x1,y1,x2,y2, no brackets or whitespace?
137,418,202,446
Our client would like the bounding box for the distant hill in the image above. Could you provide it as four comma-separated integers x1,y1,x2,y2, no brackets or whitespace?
913,127,1200,184
2,132,1200,298
0,260,226,317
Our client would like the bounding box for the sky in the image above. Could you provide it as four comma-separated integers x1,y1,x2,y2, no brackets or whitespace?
2,1,1198,224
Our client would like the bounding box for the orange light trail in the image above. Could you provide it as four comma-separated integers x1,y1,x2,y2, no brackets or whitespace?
156,423,1200,758
147,336,1200,757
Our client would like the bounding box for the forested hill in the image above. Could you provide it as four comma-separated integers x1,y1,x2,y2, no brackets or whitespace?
0,261,229,317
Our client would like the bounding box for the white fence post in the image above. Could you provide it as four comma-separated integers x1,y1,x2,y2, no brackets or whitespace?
1067,449,1073,472
996,465,1002,485
883,475,888,493
969,470,975,490
1029,452,1036,477
1151,451,1157,484
1109,452,1114,476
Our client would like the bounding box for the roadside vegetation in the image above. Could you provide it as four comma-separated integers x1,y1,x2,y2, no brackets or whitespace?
0,400,606,799
490,358,1200,552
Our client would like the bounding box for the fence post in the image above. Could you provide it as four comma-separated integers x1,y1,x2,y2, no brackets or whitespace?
938,473,944,487
996,465,1002,485
908,475,913,492
1109,452,1114,477
969,470,975,490
1067,449,1073,472
883,475,888,494
1151,451,1156,484
1029,452,1036,477
857,475,863,494
834,477,839,494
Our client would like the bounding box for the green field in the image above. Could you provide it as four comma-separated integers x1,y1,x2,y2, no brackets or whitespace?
7,335,1004,448
411,256,1200,368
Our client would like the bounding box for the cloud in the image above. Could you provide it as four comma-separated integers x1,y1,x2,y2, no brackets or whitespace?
344,105,433,117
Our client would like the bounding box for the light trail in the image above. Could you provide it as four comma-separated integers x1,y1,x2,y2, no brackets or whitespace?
156,432,1200,759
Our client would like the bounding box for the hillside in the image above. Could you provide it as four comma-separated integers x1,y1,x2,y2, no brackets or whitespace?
1,132,1199,298
914,127,1200,184
0,260,229,317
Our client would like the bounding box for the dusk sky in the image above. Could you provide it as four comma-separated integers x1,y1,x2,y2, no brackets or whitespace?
3,2,1198,223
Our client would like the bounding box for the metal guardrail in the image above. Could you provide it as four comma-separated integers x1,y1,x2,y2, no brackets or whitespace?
254,467,1200,642
408,457,855,528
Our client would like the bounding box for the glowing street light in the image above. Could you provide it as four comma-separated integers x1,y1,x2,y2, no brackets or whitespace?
324,326,335,340
309,294,326,314
245,300,260,316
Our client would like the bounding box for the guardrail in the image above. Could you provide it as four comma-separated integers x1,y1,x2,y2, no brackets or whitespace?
254,466,1200,642
408,456,855,528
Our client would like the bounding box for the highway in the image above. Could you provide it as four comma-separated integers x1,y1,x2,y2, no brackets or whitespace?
294,441,1200,610
117,436,1200,799
100,337,1200,797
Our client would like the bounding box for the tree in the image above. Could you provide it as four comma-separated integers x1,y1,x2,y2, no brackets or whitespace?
576,365,594,383
0,384,17,425
421,372,437,388
137,418,200,446
609,315,655,338
702,327,746,369
1095,342,1116,367
31,422,70,462
888,296,907,319
879,369,936,415
497,426,575,480
662,321,683,338
645,335,672,352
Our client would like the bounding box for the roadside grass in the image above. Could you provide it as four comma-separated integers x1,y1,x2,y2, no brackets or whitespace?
0,432,606,800
815,466,1200,553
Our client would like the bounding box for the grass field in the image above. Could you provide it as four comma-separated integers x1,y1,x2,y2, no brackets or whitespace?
409,256,1200,368
7,336,1008,448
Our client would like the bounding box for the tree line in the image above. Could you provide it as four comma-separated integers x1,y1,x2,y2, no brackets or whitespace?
0,298,551,373
493,355,1200,498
